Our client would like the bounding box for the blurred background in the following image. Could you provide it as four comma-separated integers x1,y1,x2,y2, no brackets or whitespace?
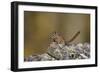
24,11,90,57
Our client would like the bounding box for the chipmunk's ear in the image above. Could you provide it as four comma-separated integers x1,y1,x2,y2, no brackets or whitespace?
54,31,57,35
51,31,57,37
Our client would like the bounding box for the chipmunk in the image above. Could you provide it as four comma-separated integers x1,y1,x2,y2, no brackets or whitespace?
49,31,80,48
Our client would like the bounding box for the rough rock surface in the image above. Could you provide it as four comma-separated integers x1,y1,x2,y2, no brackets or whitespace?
24,43,90,61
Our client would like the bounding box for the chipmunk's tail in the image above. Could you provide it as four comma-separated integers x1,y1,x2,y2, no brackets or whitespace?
67,31,80,43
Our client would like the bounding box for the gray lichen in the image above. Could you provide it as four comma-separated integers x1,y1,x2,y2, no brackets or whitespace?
24,43,90,61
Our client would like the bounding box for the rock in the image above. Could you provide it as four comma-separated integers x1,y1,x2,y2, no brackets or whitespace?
39,53,55,61
24,43,90,61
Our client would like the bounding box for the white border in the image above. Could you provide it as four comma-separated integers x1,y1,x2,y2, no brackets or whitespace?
18,5,96,68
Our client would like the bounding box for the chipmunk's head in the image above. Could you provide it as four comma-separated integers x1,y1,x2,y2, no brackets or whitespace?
50,32,65,44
